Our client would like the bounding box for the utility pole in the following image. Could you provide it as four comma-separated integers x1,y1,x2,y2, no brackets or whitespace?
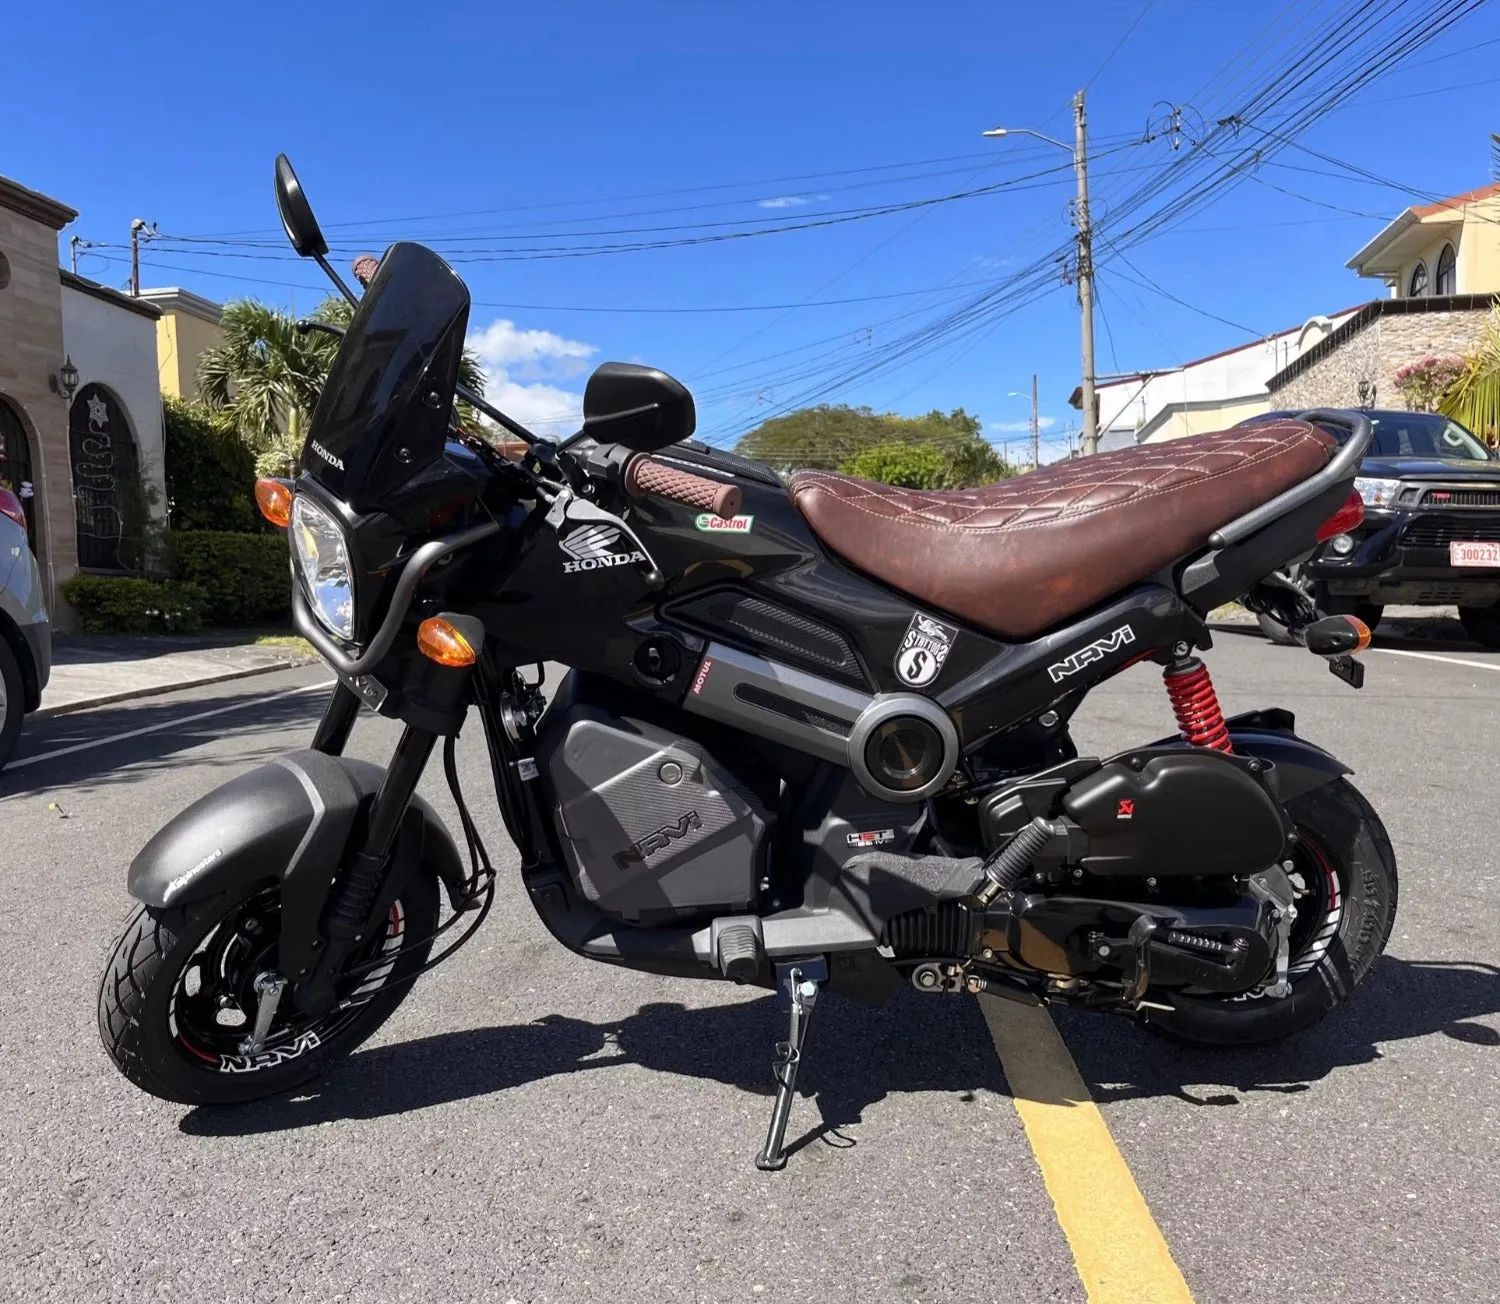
1073,90,1098,457
1030,373,1040,469
984,92,1098,455
129,219,156,296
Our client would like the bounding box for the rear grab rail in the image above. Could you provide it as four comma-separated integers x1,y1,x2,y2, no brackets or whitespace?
1208,408,1373,550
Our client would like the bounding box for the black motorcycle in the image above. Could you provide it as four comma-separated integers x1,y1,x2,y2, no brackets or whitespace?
98,156,1398,1170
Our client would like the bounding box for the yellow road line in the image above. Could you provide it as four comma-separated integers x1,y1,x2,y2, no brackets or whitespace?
980,994,1194,1304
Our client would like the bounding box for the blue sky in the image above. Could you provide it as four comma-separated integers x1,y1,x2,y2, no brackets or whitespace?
8,0,1499,458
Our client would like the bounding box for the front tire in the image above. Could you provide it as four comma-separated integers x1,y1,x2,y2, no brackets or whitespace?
1142,778,1397,1047
98,873,438,1105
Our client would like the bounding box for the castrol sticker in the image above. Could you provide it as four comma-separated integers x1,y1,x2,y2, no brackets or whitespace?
694,513,754,533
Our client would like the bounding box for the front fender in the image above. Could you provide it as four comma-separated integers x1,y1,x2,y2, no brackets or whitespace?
127,749,466,912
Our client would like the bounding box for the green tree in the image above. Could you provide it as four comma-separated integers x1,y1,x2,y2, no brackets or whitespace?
197,296,488,475
737,404,985,472
840,440,951,488
1439,305,1500,446
162,396,260,532
840,435,1017,489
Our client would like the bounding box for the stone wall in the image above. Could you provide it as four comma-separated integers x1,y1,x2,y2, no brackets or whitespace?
1273,306,1491,411
0,202,76,613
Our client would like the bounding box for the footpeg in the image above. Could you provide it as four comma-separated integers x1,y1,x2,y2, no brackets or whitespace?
755,958,827,1172
714,919,762,983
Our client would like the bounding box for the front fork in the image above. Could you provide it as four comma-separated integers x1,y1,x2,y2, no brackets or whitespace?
290,624,483,1016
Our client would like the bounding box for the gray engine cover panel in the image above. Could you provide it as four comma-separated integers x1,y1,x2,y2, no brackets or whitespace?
535,703,767,924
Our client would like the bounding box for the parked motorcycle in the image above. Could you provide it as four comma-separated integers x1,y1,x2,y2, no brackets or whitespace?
97,156,1397,1169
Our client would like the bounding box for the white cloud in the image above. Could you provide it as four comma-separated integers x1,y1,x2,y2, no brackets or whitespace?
466,317,598,435
986,416,1058,434
757,194,810,209
468,318,596,380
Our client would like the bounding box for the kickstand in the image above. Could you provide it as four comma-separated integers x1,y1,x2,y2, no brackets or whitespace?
755,959,828,1171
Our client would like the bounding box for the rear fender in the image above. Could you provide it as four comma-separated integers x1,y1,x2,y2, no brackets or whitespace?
127,750,467,962
1149,708,1351,804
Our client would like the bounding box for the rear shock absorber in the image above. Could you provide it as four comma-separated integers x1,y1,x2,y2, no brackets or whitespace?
1163,656,1232,752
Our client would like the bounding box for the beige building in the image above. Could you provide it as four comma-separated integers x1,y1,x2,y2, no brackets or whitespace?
1346,181,1500,299
0,174,168,615
138,287,223,400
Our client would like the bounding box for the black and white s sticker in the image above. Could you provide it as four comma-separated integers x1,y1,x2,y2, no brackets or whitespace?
894,613,958,687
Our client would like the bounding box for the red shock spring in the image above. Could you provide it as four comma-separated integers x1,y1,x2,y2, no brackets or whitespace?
1163,657,1232,752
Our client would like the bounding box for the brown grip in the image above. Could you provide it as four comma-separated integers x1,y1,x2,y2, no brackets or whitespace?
625,457,742,519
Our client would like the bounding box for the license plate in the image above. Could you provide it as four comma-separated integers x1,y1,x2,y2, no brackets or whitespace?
1450,541,1500,567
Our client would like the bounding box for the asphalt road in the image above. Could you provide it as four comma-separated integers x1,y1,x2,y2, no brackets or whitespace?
2,623,1497,1303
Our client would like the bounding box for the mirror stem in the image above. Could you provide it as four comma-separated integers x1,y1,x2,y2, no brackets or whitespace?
459,386,536,444
315,253,360,306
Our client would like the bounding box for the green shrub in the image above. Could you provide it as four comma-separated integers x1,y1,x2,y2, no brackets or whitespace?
61,576,205,635
170,531,290,627
163,397,262,533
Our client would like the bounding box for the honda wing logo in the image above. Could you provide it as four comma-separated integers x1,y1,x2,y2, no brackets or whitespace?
560,523,647,574
1047,624,1136,683
615,811,702,869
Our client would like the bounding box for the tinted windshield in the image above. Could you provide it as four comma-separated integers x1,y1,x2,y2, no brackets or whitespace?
1366,413,1490,460
304,242,470,511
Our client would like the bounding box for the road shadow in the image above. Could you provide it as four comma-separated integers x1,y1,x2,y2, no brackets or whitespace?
180,955,1499,1143
2,683,330,797
1057,956,1500,1106
181,985,1005,1156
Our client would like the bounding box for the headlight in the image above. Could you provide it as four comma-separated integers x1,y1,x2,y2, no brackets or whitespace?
1353,476,1401,509
290,495,355,640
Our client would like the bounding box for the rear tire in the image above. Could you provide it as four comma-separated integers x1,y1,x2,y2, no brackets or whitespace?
98,873,439,1105
1142,778,1397,1047
0,636,25,771
1459,603,1500,648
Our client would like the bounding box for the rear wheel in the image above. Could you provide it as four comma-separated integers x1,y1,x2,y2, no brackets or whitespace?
98,873,438,1104
1459,603,1500,648
1142,778,1397,1047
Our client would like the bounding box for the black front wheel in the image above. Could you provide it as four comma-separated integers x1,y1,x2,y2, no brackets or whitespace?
1143,778,1397,1047
98,873,438,1105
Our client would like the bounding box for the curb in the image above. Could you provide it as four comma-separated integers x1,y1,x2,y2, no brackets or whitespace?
33,657,321,720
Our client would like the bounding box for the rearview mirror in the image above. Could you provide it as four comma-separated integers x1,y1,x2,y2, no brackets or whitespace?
274,154,328,259
582,362,696,452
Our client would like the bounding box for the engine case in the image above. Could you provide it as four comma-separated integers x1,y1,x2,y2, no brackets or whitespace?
1061,747,1290,877
535,702,769,925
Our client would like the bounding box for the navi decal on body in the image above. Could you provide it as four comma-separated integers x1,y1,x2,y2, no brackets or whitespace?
894,613,958,688
560,523,647,574
1046,624,1136,683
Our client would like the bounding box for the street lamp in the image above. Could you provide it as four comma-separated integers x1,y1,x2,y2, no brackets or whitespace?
984,90,1098,456
57,356,79,405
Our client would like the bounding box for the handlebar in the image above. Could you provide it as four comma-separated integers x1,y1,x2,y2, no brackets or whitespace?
624,455,742,519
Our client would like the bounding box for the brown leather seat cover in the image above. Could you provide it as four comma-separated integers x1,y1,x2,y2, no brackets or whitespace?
788,420,1334,641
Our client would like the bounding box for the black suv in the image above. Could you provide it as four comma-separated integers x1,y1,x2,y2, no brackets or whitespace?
1237,409,1500,645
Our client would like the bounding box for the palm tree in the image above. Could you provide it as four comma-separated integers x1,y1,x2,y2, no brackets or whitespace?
1440,305,1500,447
197,295,491,474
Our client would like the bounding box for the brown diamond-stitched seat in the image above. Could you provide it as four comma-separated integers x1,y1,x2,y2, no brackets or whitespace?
788,420,1334,641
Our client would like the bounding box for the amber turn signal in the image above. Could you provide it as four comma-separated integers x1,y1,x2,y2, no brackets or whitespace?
1346,616,1372,654
255,478,293,528
417,617,477,667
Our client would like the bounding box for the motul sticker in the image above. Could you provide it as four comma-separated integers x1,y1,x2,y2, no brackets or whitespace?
846,828,896,848
691,657,714,694
695,513,754,533
895,613,958,688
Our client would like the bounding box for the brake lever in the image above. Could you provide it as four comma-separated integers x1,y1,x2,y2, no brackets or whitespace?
543,486,665,589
